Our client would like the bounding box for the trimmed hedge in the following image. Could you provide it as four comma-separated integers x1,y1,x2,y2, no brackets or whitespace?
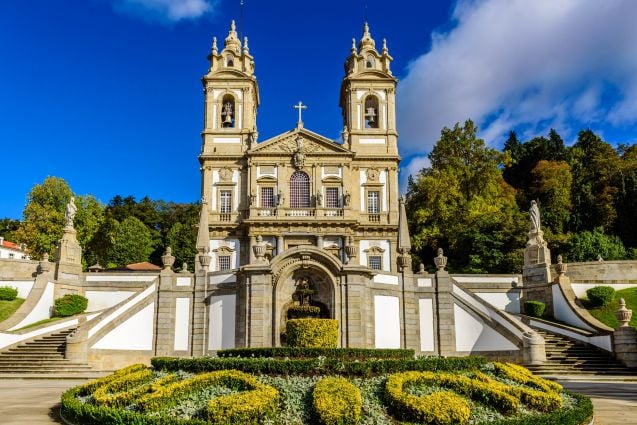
586,286,615,308
312,377,362,425
151,355,488,377
524,300,546,318
493,362,562,393
54,294,88,317
217,347,415,360
0,286,18,301
286,318,338,348
487,391,593,425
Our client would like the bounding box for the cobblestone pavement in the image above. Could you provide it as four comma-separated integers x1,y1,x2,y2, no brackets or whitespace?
0,379,635,424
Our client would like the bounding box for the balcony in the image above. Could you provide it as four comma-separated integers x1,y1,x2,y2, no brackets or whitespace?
247,207,345,220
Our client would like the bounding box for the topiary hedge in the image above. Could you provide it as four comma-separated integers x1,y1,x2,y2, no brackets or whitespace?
54,294,88,317
524,300,546,318
0,286,18,301
62,362,594,425
286,318,338,348
217,347,415,360
312,377,362,425
586,286,615,308
151,355,488,377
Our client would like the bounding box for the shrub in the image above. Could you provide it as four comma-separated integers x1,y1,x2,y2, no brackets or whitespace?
493,362,562,394
217,347,414,360
54,294,88,317
524,300,546,318
151,355,488,376
286,318,338,348
0,286,18,301
586,286,615,308
312,377,362,425
287,305,321,319
92,369,154,407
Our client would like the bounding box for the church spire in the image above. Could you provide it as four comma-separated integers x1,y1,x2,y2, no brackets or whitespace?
358,22,376,51
224,20,242,52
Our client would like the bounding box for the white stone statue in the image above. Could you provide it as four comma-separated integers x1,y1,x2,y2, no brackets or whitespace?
529,200,540,233
65,197,77,228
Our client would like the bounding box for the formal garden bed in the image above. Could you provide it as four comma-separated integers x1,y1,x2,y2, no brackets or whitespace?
60,350,593,425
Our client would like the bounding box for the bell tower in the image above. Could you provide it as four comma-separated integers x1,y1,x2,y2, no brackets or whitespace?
201,20,260,156
339,23,398,156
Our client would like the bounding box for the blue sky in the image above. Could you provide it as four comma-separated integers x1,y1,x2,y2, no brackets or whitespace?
2,0,637,220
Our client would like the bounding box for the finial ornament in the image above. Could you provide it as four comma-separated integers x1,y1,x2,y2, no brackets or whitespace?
161,246,175,270
382,38,388,53
351,38,356,53
555,254,567,275
230,20,236,31
212,37,218,53
434,248,448,271
243,37,249,52
615,298,632,327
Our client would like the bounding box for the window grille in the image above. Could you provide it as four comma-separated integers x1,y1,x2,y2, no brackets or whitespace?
218,255,231,271
290,171,310,208
368,255,382,270
326,187,339,208
367,191,380,214
261,187,275,208
220,190,232,213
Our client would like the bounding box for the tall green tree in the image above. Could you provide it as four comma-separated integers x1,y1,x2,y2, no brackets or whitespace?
407,120,525,273
0,218,20,240
108,216,156,267
528,160,572,234
568,129,620,232
14,176,73,259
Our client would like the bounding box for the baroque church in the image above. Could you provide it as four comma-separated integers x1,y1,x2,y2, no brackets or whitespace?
196,21,411,349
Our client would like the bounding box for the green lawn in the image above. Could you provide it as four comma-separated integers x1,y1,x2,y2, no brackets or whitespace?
585,287,637,329
0,298,25,323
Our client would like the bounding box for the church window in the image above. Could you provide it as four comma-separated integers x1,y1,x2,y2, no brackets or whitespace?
366,55,375,68
221,95,235,128
226,56,234,67
326,187,339,208
368,255,382,270
220,190,232,213
364,96,379,128
261,187,275,208
290,171,310,208
367,191,380,214
218,255,231,271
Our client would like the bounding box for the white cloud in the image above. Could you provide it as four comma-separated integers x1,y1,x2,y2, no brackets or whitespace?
399,155,431,193
114,0,213,22
397,0,637,156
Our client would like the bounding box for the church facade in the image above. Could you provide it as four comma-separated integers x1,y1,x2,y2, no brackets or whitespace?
197,22,412,349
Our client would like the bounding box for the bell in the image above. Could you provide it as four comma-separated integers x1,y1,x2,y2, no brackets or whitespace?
223,113,233,125
365,107,376,124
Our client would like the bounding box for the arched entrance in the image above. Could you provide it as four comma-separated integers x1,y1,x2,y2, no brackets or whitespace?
270,249,342,346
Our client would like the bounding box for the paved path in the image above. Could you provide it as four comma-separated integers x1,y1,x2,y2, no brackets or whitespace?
558,380,637,425
0,379,635,424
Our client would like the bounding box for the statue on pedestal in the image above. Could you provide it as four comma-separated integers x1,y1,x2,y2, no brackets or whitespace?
65,197,77,229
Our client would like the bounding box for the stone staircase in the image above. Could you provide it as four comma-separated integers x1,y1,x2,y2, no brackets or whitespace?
526,329,636,375
0,328,95,375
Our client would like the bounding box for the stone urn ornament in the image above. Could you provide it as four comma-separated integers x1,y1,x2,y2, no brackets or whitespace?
433,248,448,271
252,235,267,262
615,298,633,327
161,247,175,270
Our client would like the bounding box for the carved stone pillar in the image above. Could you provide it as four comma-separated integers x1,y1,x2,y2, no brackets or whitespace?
249,235,256,263
277,235,284,255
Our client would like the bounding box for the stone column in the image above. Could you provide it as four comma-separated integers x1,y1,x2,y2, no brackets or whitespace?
316,235,324,249
277,235,284,255
249,235,256,264
433,249,456,356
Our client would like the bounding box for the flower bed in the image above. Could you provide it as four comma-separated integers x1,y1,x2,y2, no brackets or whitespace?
61,358,593,425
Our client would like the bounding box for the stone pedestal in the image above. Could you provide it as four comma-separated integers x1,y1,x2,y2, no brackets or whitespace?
522,331,546,365
65,317,88,363
54,227,83,298
614,327,637,368
522,230,553,314
434,269,456,356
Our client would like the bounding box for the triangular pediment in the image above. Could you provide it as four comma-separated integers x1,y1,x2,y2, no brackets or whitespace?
249,127,352,155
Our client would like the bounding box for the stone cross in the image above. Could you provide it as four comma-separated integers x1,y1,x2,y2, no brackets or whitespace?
294,101,307,125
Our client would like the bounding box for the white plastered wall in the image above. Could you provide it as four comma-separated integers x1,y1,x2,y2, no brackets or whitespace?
453,304,518,352
208,295,236,350
85,291,135,312
91,303,155,350
374,295,400,348
419,298,434,352
0,280,34,299
8,281,55,331
475,292,521,314
174,298,190,351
